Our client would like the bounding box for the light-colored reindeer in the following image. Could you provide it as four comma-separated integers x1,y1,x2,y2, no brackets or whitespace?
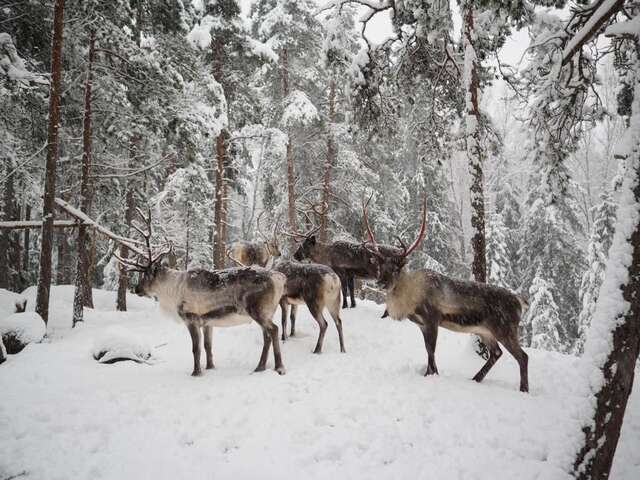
117,209,287,377
226,212,281,268
362,197,529,392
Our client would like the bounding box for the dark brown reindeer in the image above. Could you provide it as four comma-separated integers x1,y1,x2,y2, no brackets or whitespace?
117,209,286,377
292,234,402,309
273,259,345,353
226,213,281,268
362,198,529,393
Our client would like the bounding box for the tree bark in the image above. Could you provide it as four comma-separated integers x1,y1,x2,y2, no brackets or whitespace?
23,204,31,277
35,0,66,325
211,36,228,269
213,132,226,268
117,138,138,311
463,1,486,284
0,161,16,289
573,44,640,480
73,29,96,327
282,47,297,250
319,79,336,244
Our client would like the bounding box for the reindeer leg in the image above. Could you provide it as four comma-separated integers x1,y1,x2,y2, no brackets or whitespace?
203,325,214,370
472,334,502,383
501,333,529,393
280,299,288,341
348,274,356,308
266,320,286,375
187,323,203,377
306,302,328,354
328,293,346,353
338,271,349,309
290,304,297,337
255,326,271,372
410,313,439,376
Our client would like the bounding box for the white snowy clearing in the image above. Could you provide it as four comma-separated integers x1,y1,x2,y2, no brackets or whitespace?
1,286,639,480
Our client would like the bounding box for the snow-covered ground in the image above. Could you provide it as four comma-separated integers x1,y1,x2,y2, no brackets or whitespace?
1,287,639,480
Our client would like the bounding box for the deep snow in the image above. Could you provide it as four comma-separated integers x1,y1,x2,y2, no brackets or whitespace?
0,286,639,480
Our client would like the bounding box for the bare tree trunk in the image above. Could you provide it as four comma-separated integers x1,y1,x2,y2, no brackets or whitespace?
573,46,640,480
319,79,336,244
463,2,486,284
117,138,138,311
23,204,31,277
281,47,297,250
35,0,66,325
213,132,226,268
0,161,15,289
73,29,96,327
211,36,227,269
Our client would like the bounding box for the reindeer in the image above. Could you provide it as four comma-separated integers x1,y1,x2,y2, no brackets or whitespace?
273,260,345,354
362,197,529,393
226,213,281,268
292,234,402,309
117,209,287,377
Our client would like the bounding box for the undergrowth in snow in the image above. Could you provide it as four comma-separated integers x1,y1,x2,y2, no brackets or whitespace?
0,288,638,479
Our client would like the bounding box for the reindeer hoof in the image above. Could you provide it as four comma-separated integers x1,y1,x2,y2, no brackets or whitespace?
254,365,266,373
520,385,529,393
191,370,203,377
313,348,322,354
276,366,286,375
206,364,215,370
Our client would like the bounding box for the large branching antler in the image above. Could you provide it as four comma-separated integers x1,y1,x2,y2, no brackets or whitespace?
362,193,428,258
113,207,171,272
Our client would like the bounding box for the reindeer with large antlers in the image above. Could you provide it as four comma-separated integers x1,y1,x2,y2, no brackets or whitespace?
362,197,530,393
116,209,287,377
226,212,282,268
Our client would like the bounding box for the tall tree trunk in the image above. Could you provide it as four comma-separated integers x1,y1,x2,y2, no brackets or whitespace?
211,36,227,269
463,1,488,359
73,29,96,327
117,138,138,311
0,161,15,289
35,0,66,325
462,1,486,284
282,47,297,250
573,46,640,480
23,204,31,278
213,132,226,268
319,79,336,244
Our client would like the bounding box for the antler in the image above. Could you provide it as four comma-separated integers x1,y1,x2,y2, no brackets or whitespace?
362,192,382,258
362,194,427,258
280,224,320,243
399,196,427,257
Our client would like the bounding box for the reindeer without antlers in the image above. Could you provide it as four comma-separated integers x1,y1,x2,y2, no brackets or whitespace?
273,259,346,353
362,197,529,392
116,208,287,377
226,212,282,268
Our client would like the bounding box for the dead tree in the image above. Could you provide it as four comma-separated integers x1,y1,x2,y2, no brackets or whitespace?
35,0,66,325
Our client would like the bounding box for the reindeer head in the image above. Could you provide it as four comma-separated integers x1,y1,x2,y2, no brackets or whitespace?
363,195,427,289
293,235,316,261
114,207,172,298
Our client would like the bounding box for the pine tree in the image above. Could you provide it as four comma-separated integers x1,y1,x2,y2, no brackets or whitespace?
575,189,617,354
528,274,562,352
486,213,511,288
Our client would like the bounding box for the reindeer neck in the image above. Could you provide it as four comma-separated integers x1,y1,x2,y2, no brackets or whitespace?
152,269,187,312
386,270,423,320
